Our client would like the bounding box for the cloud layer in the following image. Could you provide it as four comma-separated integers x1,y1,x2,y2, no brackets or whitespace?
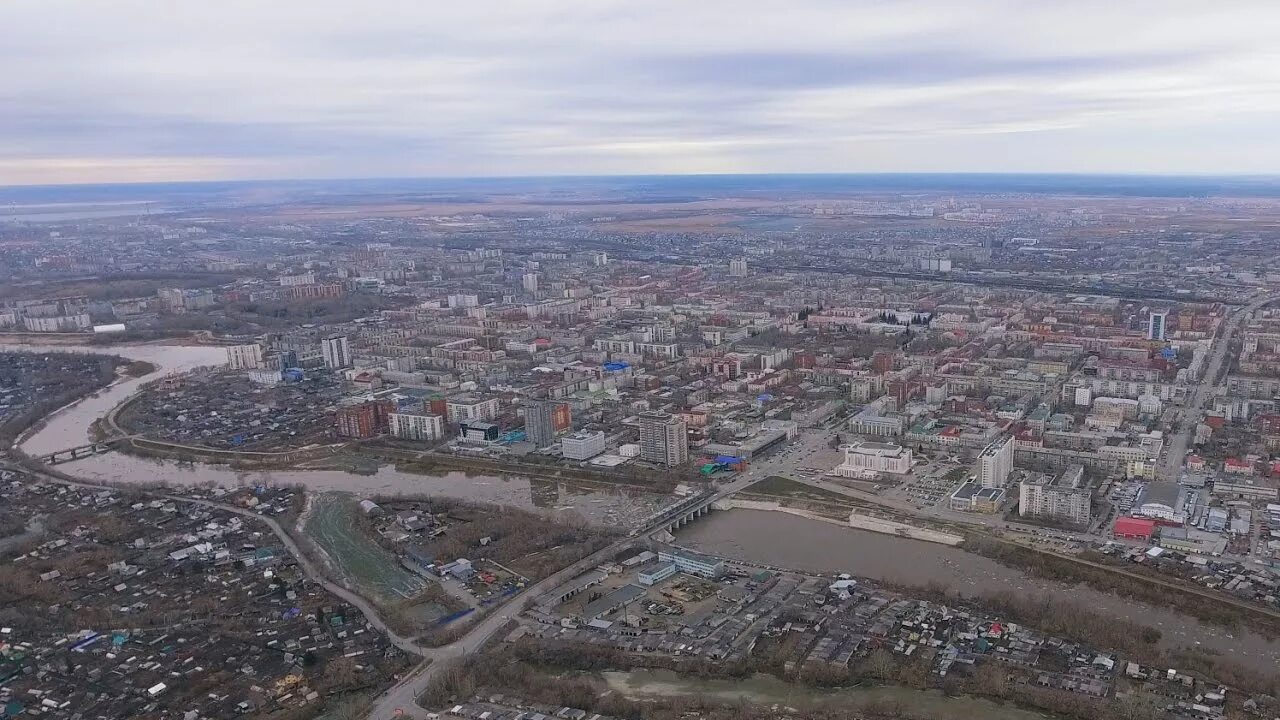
3,0,1279,184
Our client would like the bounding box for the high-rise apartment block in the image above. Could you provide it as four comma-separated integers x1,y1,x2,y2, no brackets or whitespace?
638,411,688,466
321,334,351,369
978,435,1014,488
1148,310,1168,341
389,412,445,441
225,343,263,370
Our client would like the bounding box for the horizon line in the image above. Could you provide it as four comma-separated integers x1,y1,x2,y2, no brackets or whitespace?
4,169,1280,192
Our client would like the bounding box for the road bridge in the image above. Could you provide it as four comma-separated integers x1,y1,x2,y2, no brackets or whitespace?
38,438,131,465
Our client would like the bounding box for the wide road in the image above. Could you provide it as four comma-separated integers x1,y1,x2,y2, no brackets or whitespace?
1159,293,1280,480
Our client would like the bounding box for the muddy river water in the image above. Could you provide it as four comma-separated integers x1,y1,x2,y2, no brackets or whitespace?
9,342,1280,670
679,508,1280,668
3,343,669,527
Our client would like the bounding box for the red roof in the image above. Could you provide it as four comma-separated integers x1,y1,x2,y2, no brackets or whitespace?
1113,516,1156,538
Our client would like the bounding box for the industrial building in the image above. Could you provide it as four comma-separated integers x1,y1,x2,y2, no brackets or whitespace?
657,549,724,578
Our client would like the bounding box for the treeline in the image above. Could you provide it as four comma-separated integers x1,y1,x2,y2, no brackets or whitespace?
0,351,124,447
367,494,620,580
418,642,1177,720
962,535,1280,637
901,578,1280,698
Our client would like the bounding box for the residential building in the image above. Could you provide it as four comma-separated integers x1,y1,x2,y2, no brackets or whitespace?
522,273,539,294
284,283,345,301
389,412,445,441
1148,310,1168,341
1018,465,1091,526
335,400,394,439
638,411,688,466
729,258,748,277
977,435,1014,488
446,396,501,423
321,334,351,369
525,399,570,448
279,272,315,287
225,343,263,370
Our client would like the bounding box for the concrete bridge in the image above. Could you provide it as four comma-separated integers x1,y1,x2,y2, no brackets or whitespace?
641,474,760,535
39,439,128,465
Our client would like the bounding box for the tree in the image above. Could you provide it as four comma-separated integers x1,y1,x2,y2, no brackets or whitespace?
1109,691,1166,720
321,656,360,689
860,649,897,680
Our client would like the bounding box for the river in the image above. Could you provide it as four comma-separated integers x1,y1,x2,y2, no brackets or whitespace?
3,342,672,527
678,508,1280,668
603,669,1045,720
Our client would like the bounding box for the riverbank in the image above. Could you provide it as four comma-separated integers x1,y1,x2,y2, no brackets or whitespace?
676,508,1280,668
603,669,1048,720
714,497,963,545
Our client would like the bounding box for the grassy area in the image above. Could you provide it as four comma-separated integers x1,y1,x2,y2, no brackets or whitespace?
745,475,859,506
303,492,431,603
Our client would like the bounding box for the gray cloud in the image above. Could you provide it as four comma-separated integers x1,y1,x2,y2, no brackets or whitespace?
0,1,1278,183
633,49,1193,91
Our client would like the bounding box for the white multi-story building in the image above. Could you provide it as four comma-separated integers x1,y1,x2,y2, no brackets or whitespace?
561,430,607,460
1148,310,1168,341
226,343,264,370
279,272,316,287
1019,465,1091,525
638,411,688,466
977,435,1014,488
729,259,748,277
320,334,351,369
522,273,539,294
833,441,913,478
22,314,91,332
447,294,480,308
389,412,445,441
445,397,501,423
637,342,681,360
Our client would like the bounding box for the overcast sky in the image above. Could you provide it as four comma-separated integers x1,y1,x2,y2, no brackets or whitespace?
3,1,1279,185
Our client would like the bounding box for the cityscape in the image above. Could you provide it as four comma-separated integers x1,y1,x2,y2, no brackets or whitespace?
5,2,1280,720
3,176,1280,720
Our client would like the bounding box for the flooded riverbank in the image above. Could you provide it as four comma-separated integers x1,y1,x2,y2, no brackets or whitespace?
603,669,1046,720
3,343,226,456
5,342,672,527
55,451,670,526
678,508,1280,668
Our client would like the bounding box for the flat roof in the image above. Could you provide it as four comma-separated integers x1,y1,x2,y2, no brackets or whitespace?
583,583,648,619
